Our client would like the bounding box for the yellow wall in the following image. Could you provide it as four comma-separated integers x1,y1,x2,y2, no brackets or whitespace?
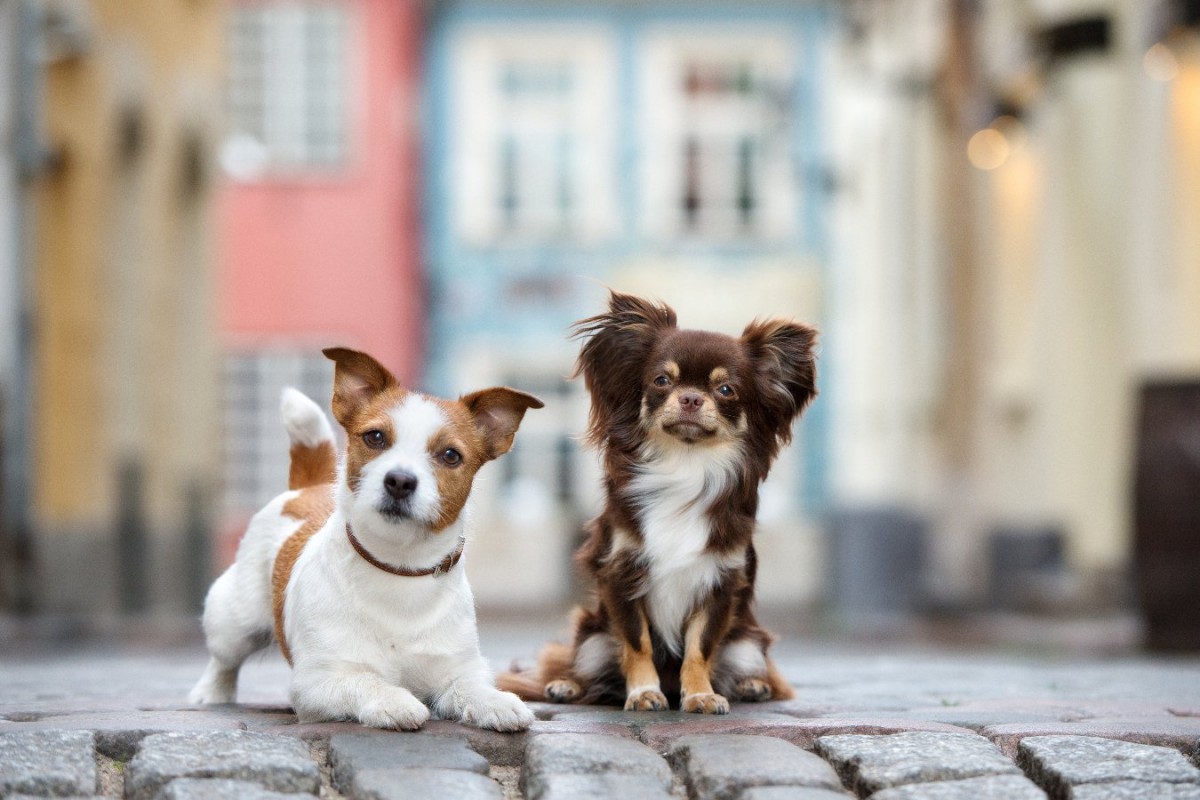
33,0,223,537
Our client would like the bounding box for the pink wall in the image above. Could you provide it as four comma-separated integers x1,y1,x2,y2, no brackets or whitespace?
218,0,424,385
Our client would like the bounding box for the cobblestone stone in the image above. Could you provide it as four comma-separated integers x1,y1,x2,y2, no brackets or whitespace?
520,733,672,800
526,773,675,799
328,731,489,793
351,768,504,800
0,729,98,797
866,774,1047,799
1018,735,1200,799
1068,781,1200,799
157,777,316,799
815,732,1021,795
124,731,320,800
738,788,853,800
667,734,844,799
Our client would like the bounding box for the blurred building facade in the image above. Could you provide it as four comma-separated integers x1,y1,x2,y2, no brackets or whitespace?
0,0,225,614
215,0,425,557
827,0,1200,617
424,1,836,608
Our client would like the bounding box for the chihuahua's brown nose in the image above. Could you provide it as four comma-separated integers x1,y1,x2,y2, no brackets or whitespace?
384,469,418,500
678,391,705,411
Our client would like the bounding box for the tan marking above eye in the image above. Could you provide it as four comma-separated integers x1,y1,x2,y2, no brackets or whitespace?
663,361,680,381
709,367,730,384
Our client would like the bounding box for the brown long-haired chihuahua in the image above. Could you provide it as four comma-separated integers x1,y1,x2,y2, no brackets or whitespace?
500,290,818,714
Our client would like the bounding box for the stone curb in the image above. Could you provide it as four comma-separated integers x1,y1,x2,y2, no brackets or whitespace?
124,731,320,800
0,729,98,798
814,731,1021,796
667,733,844,799
1018,735,1200,800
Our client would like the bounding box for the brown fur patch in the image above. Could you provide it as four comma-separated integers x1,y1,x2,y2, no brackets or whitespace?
272,484,335,664
680,610,715,699
428,398,487,532
619,612,660,691
764,655,796,700
289,441,336,491
341,386,406,493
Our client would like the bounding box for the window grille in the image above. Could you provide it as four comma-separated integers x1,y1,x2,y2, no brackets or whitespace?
640,33,797,241
225,1,351,176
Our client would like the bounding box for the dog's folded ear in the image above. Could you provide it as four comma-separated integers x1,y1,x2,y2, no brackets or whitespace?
460,388,545,460
323,347,399,426
571,290,677,445
740,320,818,444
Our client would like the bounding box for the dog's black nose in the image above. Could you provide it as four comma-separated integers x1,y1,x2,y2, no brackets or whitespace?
384,469,418,500
678,391,705,411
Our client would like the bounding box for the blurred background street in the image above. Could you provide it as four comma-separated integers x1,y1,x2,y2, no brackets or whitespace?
0,0,1198,656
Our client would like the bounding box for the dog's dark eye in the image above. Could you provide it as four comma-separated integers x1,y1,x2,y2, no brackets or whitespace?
440,448,463,467
716,384,737,399
362,430,387,449
653,375,671,388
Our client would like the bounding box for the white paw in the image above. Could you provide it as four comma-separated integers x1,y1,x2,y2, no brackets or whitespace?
188,682,234,705
624,686,669,712
357,690,430,731
459,689,535,732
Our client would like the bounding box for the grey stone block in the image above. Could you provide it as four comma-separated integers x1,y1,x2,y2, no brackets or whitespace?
351,768,504,800
815,732,1020,795
868,774,1047,799
0,729,98,797
521,733,672,799
1018,735,1200,799
329,733,489,792
740,789,853,800
526,773,674,800
667,734,844,799
124,731,320,800
157,778,316,799
1069,782,1200,800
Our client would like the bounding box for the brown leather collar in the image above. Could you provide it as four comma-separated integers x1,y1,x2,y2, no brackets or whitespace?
345,524,465,577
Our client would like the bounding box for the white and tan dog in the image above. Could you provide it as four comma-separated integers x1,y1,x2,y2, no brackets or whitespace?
190,347,542,731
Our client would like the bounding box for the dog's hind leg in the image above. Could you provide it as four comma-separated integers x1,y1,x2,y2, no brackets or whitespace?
189,566,271,704
712,635,795,702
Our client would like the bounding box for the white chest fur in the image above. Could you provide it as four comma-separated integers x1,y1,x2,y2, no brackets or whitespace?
628,442,745,656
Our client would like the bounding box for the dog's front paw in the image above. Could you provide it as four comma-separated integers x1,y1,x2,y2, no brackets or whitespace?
188,684,234,705
358,690,430,731
732,677,773,702
545,679,581,703
460,689,535,732
681,691,730,715
624,687,669,712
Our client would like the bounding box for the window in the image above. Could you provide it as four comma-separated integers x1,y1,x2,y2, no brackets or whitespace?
640,31,797,240
223,1,352,177
452,27,617,243
223,350,334,515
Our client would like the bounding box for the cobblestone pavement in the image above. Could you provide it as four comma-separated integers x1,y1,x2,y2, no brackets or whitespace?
2,619,1200,799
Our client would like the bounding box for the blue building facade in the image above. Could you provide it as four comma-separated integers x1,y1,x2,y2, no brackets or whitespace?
422,0,836,604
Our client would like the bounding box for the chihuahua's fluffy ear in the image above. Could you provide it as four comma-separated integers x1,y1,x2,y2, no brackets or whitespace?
323,347,399,427
740,320,818,445
460,387,545,461
571,290,677,447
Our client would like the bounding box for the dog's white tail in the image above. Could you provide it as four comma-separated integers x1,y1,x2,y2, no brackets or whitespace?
281,387,336,490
